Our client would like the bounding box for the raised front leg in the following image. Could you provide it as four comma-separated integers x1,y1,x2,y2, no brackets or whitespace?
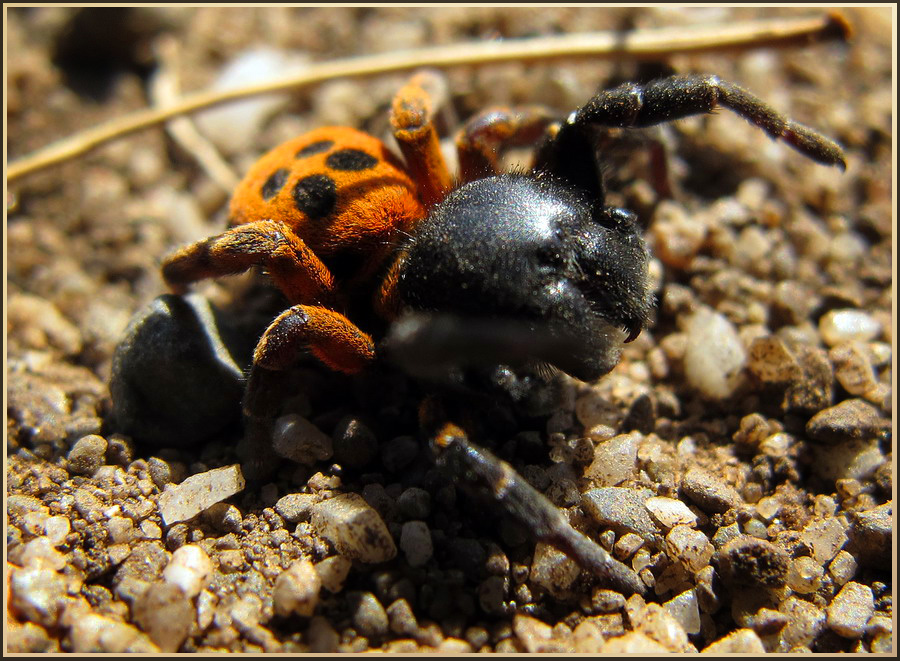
536,73,847,198
161,219,338,307
390,70,454,209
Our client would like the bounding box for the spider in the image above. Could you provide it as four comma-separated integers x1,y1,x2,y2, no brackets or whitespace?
156,70,845,595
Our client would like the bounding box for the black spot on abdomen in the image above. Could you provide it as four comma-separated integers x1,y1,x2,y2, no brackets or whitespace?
327,148,378,171
261,168,290,200
296,140,334,158
293,174,337,220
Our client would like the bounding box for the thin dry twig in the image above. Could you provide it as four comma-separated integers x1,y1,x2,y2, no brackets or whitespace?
150,37,241,192
7,13,849,183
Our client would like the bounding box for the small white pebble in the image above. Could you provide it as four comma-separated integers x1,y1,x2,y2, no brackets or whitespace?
828,550,857,586
157,464,246,526
43,516,71,547
663,588,701,635
665,525,714,573
819,309,882,346
310,493,396,563
827,581,874,639
683,307,746,399
274,559,321,618
20,537,66,571
315,555,352,594
162,544,213,599
645,496,698,529
106,516,135,545
787,556,824,594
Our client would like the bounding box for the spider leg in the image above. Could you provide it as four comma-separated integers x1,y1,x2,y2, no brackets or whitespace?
243,304,375,418
390,70,454,209
537,73,846,197
432,422,646,596
455,105,557,182
161,219,338,308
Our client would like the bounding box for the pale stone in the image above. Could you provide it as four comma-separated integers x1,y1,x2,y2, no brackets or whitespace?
158,464,245,526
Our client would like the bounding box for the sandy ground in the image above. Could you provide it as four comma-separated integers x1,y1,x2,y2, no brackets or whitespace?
5,6,894,654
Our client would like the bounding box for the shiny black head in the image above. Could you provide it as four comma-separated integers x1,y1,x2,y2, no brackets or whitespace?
394,173,653,382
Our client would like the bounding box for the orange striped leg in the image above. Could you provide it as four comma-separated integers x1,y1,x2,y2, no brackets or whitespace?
455,105,557,183
161,220,337,307
390,70,453,209
244,305,375,416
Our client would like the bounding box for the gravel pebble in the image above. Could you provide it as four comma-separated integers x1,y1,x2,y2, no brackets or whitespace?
399,520,433,568
66,434,108,476
746,335,802,384
663,588,700,636
819,309,882,346
604,631,670,653
513,613,568,653
829,341,881,399
332,416,378,469
162,544,213,598
781,343,834,414
680,467,743,514
351,591,390,638
812,437,884,482
396,487,431,520
310,493,397,563
43,515,71,547
386,598,418,636
806,398,889,444
314,555,352,593
584,432,641,486
631,602,693,652
773,596,826,652
158,464,246,526
800,517,848,565
380,435,419,473
273,559,321,618
826,581,874,639
131,582,194,652
827,549,858,586
665,525,714,574
530,542,581,598
582,487,661,542
786,556,824,594
645,496,698,529
274,493,318,523
272,414,334,465
718,536,789,587
683,307,746,399
701,628,765,654
8,566,68,627
847,501,891,570
70,613,158,653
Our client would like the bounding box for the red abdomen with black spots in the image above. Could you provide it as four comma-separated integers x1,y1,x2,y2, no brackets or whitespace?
229,126,425,281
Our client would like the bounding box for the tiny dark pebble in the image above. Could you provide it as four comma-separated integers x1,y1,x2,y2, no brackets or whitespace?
718,535,789,587
622,393,656,434
380,435,419,473
805,398,890,444
396,487,431,520
332,416,379,469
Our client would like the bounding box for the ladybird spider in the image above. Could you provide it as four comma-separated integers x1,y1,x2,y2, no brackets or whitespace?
160,70,845,595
